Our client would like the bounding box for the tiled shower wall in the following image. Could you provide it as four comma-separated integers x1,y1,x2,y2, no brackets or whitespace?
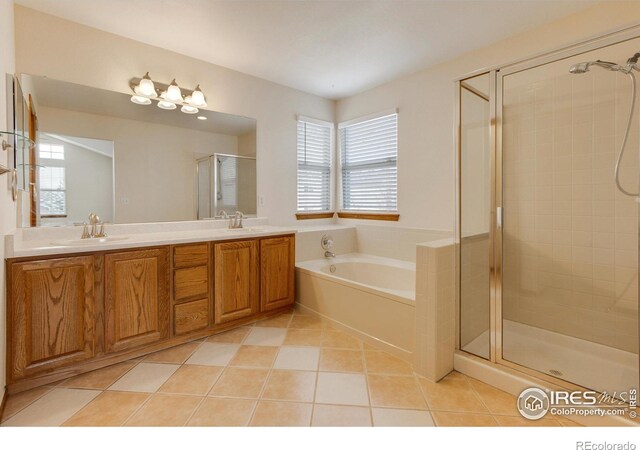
460,234,490,348
502,60,639,353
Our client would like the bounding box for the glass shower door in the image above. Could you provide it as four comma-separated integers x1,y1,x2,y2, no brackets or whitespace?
500,38,640,395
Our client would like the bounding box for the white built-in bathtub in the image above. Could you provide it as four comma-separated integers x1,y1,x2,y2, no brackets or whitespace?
295,253,415,360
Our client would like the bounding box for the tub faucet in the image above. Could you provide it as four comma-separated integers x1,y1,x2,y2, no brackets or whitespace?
324,251,335,258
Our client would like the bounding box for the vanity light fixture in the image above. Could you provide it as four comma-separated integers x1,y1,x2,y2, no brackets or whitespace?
129,74,209,117
137,72,156,97
157,100,177,110
181,105,199,114
165,79,183,103
130,95,152,105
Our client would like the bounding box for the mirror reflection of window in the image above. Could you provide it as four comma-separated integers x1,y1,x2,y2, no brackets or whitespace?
39,165,66,217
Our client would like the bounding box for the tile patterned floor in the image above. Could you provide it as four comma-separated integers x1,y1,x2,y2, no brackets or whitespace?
1,309,582,427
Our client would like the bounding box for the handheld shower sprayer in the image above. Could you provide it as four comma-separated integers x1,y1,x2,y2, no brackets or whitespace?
569,53,640,197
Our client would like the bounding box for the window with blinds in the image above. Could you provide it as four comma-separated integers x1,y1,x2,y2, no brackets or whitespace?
339,112,398,211
39,166,66,216
297,119,332,212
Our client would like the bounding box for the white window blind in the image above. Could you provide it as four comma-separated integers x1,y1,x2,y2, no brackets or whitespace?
297,119,332,211
339,112,397,211
216,156,238,212
39,166,66,216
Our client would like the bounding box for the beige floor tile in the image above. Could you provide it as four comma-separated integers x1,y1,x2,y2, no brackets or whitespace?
312,404,372,426
364,351,413,375
432,411,498,427
108,363,179,393
60,361,137,390
322,330,362,349
319,348,364,373
2,388,101,426
255,314,293,328
185,342,240,366
274,346,320,371
289,315,325,330
125,394,202,426
467,378,519,416
494,415,562,427
209,367,269,398
368,375,426,410
1,387,51,422
284,329,322,346
143,343,200,364
244,327,287,346
206,327,251,344
315,372,369,406
158,365,223,395
250,401,312,426
229,345,278,368
63,391,149,426
417,375,488,413
372,408,435,426
262,369,317,402
188,397,256,426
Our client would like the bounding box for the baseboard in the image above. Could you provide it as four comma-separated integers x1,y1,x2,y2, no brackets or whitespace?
296,303,413,363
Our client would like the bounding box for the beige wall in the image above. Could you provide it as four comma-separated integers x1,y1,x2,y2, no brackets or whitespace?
336,2,640,231
0,0,15,405
38,106,238,224
238,129,257,157
502,38,639,353
15,6,334,226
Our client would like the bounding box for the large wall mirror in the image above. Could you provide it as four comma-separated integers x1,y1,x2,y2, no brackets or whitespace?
20,74,257,227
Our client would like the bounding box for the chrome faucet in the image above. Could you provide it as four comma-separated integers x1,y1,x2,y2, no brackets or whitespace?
215,210,229,220
229,211,244,229
324,251,335,258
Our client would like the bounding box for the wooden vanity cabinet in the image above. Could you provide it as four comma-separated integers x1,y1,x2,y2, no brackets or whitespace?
260,236,295,311
104,248,170,353
6,233,295,391
8,256,98,381
213,240,259,324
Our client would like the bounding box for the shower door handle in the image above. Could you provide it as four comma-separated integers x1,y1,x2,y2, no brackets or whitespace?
496,207,503,230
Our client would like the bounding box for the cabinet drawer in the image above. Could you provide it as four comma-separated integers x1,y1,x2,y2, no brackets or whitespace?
173,243,209,268
174,299,209,335
174,266,209,302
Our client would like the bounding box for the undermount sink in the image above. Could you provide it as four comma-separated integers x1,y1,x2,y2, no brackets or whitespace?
224,227,264,232
50,236,129,246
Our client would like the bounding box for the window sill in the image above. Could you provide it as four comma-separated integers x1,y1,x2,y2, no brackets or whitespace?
295,212,335,220
337,212,400,221
41,214,68,219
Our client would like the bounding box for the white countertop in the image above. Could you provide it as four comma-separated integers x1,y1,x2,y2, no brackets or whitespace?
5,218,296,258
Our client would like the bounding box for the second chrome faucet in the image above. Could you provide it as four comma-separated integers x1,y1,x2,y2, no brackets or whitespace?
81,212,107,239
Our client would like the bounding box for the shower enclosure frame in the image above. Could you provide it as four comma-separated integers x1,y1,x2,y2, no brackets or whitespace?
455,23,640,392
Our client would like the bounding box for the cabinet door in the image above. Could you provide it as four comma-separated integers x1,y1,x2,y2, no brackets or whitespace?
214,240,258,324
104,248,170,353
9,256,96,381
260,236,295,311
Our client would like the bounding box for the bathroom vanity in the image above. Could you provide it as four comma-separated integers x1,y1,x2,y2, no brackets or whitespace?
4,223,295,393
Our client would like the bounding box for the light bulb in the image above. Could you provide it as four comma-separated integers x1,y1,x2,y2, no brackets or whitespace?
181,105,199,114
131,95,151,105
197,116,207,121
166,79,182,102
189,84,207,107
138,72,156,97
157,100,176,110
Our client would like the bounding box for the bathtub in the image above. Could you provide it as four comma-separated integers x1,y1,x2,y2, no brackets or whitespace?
295,253,416,360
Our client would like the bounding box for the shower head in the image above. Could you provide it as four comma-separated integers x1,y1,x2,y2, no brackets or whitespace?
569,60,625,74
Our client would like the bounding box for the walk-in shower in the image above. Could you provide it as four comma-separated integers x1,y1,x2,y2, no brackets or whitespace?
458,35,640,399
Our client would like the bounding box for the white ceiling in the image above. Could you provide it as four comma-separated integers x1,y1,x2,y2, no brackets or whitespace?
17,0,601,99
